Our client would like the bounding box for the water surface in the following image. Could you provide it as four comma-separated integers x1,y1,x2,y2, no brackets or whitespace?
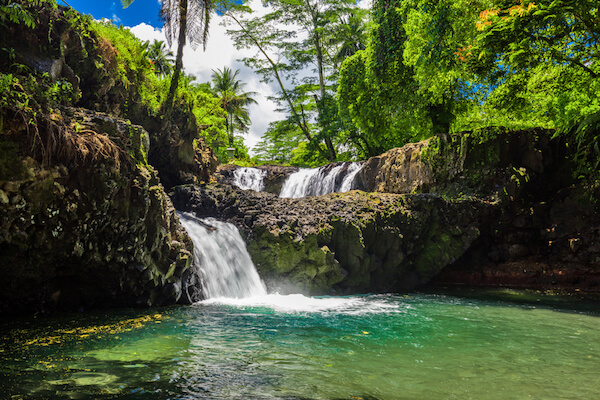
1,291,600,399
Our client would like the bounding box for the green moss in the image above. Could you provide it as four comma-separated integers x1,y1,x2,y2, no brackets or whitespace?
0,139,27,180
413,232,454,281
247,227,346,293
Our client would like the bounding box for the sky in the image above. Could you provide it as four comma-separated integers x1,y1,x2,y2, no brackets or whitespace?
64,0,162,27
65,0,371,153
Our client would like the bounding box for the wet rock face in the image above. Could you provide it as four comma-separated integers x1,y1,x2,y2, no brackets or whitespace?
172,184,483,294
358,128,600,292
0,109,195,315
354,141,433,194
143,114,219,190
188,128,599,295
356,128,561,198
432,185,600,291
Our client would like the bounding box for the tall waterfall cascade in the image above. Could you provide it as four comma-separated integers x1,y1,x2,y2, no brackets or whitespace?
280,162,363,198
233,167,267,191
178,212,267,299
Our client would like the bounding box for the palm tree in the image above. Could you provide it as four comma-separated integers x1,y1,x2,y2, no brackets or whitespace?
144,39,175,77
211,67,258,148
122,0,215,113
334,13,367,66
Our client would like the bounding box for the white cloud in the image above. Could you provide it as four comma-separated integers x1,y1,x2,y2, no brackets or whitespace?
128,0,372,154
109,1,122,24
357,0,372,10
129,0,280,155
129,22,164,43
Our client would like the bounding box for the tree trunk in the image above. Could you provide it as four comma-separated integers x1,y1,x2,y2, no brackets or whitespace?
227,12,314,144
429,101,453,137
312,7,337,162
227,113,233,148
164,0,188,115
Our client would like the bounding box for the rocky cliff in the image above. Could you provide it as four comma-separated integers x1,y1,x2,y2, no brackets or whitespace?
0,1,218,190
172,184,483,294
178,127,600,295
0,107,200,315
0,1,220,314
357,128,600,292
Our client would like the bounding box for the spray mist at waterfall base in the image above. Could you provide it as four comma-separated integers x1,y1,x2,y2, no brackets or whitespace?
178,211,355,312
2,213,600,399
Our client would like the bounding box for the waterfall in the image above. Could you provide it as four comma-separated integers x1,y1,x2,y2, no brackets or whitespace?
233,167,267,191
280,162,363,198
178,212,267,299
339,162,363,192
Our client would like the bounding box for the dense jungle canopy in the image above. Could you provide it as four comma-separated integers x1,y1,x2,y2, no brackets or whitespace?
1,0,599,176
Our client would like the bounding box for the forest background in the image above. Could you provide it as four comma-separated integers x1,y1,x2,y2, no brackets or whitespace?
2,0,598,178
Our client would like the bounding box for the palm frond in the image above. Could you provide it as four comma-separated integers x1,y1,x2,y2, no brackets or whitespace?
121,0,135,9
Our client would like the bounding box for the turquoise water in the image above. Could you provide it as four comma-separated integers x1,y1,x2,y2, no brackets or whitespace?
2,291,600,399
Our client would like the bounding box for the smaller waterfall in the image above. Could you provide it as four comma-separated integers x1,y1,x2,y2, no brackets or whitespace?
339,162,363,192
178,212,267,299
280,162,363,198
233,167,267,191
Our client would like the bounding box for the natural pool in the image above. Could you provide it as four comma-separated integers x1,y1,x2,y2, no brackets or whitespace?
1,290,600,399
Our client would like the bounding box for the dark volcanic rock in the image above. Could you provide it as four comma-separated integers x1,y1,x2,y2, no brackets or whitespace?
356,128,561,199
193,127,600,295
431,185,600,292
356,128,600,293
172,184,484,294
0,108,196,315
354,140,433,194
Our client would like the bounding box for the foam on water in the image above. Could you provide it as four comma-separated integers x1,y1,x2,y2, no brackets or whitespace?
200,293,402,314
178,211,401,315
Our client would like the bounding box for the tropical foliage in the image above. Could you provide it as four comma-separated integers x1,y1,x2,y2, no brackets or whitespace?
246,0,599,176
224,0,363,164
122,0,217,113
211,67,257,150
3,0,599,174
144,40,175,77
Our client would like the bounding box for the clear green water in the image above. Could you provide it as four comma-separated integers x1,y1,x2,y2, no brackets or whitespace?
2,291,600,399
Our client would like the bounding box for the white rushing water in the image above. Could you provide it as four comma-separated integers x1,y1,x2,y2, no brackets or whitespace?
339,162,363,192
201,293,403,314
232,167,267,191
178,210,385,313
178,212,267,299
280,162,363,198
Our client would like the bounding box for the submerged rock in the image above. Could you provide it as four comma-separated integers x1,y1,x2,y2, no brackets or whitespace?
172,184,483,294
